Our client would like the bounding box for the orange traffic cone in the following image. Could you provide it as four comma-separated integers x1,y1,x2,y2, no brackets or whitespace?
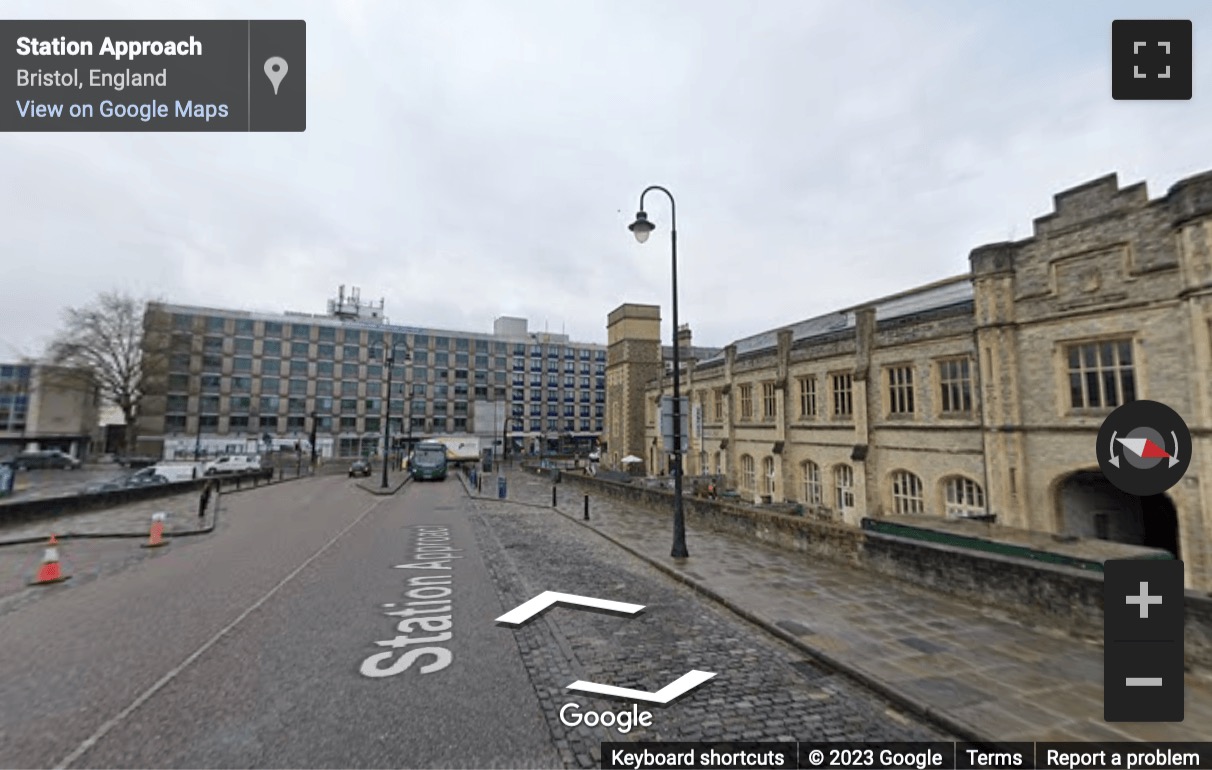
29,535,70,585
141,512,168,549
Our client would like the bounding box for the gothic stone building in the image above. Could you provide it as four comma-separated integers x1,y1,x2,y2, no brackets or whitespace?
609,169,1212,592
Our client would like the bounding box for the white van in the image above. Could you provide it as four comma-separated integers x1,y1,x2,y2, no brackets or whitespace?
146,464,201,483
203,455,263,476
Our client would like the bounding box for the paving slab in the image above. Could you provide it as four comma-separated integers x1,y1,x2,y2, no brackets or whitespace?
465,468,1212,743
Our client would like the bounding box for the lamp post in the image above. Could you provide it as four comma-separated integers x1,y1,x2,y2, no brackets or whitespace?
194,411,203,461
374,340,411,489
309,410,318,467
629,185,688,559
405,389,414,474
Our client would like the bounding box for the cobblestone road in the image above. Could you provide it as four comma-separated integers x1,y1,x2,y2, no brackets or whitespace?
468,494,951,769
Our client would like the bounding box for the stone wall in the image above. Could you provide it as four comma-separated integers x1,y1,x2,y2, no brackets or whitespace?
557,471,1212,669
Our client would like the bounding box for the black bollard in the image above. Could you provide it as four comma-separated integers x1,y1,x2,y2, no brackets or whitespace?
583,494,589,520
477,475,482,493
552,485,557,507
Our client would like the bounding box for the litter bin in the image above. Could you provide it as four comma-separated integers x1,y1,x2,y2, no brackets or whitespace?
497,476,507,499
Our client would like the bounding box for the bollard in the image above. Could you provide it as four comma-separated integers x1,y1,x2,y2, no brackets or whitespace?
236,475,242,490
584,494,589,520
279,466,284,482
477,475,482,493
498,476,507,499
552,485,557,507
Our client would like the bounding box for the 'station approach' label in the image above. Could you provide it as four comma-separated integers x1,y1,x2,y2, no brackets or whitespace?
359,526,462,678
0,19,305,131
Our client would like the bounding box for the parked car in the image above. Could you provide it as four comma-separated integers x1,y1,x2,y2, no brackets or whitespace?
349,459,371,478
12,450,81,470
81,472,168,494
116,455,157,469
203,455,263,475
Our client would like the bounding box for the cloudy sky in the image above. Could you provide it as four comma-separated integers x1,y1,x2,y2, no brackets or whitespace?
2,0,1210,357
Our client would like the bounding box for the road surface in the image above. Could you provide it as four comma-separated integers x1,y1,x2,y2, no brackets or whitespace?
0,474,947,768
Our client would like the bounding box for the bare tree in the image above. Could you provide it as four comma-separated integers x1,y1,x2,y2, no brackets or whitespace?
46,291,155,454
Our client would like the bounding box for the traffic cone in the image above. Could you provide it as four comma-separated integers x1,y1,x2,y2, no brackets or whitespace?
29,535,70,585
141,512,168,549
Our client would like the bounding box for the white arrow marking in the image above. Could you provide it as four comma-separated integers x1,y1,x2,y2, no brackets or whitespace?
567,670,717,703
495,591,644,626
1170,431,1181,468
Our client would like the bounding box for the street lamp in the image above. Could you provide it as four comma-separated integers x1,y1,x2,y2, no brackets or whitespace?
194,411,203,461
373,340,411,489
629,185,688,559
308,410,318,467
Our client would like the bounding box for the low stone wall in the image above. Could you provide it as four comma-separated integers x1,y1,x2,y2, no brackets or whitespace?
554,470,1212,669
0,468,294,527
558,471,865,563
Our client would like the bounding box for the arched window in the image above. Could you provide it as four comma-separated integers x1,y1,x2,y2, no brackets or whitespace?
891,471,924,514
834,464,854,511
944,476,985,518
763,457,776,495
802,461,822,505
741,454,755,491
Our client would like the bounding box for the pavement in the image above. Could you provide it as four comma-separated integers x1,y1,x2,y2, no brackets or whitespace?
465,474,949,768
471,466,1212,744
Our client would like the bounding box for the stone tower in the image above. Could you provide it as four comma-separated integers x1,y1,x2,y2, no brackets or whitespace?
605,304,662,473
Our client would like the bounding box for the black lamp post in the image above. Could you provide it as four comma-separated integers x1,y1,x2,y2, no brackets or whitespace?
629,185,688,559
193,411,203,461
405,391,414,474
374,340,410,489
308,411,318,466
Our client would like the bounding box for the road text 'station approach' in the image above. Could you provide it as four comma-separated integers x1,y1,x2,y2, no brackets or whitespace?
360,526,461,678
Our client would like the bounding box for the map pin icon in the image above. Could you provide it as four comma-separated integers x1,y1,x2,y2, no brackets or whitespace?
264,57,288,95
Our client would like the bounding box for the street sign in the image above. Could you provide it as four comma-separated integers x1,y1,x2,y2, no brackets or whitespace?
660,396,690,453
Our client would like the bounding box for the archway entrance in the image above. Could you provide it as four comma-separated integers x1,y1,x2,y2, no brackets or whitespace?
1056,471,1179,557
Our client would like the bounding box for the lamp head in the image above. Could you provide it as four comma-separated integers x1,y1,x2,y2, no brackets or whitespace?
629,211,654,244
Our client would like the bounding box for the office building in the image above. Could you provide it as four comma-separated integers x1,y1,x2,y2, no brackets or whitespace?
0,361,100,459
137,287,607,461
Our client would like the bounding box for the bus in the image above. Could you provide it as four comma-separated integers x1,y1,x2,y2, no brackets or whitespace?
410,442,449,481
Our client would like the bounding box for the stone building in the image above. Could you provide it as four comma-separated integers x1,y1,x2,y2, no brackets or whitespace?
613,169,1212,592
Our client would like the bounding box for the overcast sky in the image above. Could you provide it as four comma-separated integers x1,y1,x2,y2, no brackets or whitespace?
2,0,1210,357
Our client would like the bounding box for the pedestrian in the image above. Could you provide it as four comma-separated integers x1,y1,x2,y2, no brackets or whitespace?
198,478,216,519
